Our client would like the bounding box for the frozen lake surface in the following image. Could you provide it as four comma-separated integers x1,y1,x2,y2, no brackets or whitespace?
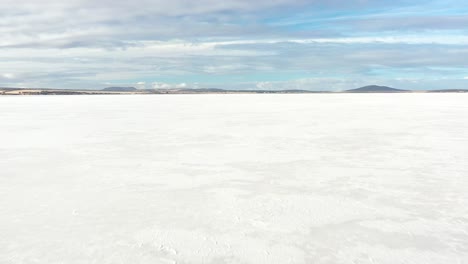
1,94,468,264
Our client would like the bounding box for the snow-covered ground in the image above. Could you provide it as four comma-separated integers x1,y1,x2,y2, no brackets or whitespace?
1,94,467,264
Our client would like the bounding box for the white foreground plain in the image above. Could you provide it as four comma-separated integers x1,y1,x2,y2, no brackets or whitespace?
1,94,467,264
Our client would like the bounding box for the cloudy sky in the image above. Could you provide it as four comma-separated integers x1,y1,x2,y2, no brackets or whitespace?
1,0,468,90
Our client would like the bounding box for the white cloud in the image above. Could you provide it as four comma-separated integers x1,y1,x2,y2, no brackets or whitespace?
152,82,188,89
211,35,468,46
1,0,468,90
256,81,274,90
135,82,146,89
1,73,15,79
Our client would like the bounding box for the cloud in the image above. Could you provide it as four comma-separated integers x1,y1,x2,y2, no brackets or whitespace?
1,0,468,90
135,82,146,89
2,39,468,90
1,73,15,79
2,0,456,49
336,15,468,31
0,0,309,49
256,82,274,90
152,82,188,89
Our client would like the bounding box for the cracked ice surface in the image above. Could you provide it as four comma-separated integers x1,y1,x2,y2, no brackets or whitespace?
0,94,467,264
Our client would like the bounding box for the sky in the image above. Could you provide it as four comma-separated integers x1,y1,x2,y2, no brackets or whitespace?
1,0,468,91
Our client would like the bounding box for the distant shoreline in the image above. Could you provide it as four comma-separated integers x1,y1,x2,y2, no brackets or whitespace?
1,87,468,95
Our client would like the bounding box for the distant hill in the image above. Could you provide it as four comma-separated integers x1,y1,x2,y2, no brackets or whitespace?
102,87,137,92
346,85,407,93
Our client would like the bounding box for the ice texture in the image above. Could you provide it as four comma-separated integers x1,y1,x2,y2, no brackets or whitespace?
1,94,467,264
